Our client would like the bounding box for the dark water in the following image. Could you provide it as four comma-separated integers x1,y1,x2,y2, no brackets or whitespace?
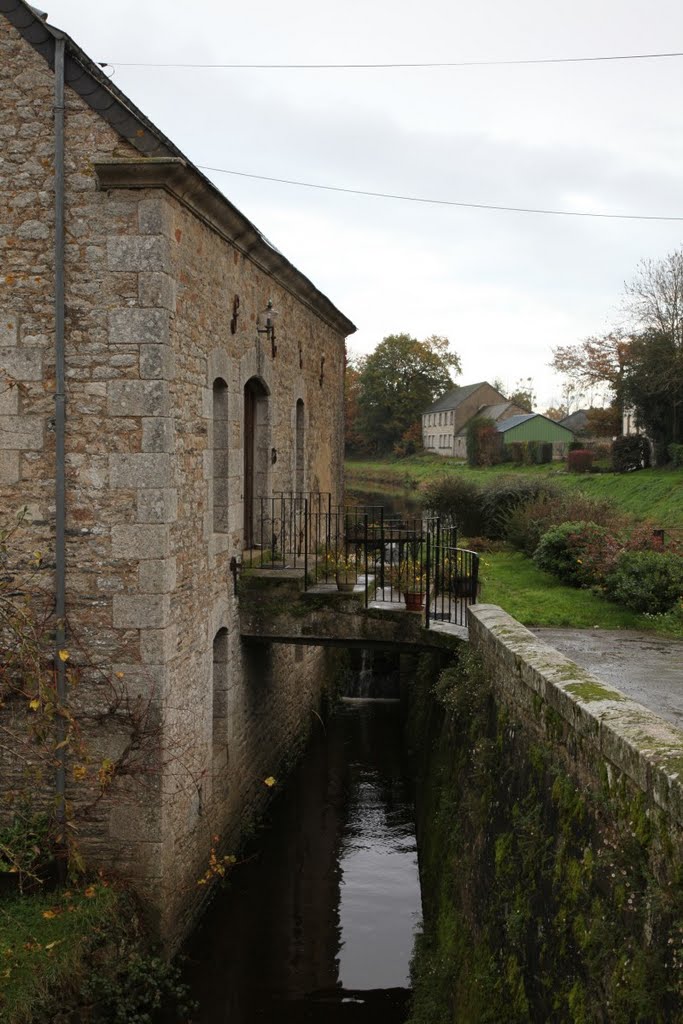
184,700,420,1023
344,487,422,521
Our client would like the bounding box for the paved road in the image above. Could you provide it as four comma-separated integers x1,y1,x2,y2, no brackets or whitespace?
531,629,683,731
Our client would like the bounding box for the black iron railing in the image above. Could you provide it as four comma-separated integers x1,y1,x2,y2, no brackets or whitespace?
243,493,479,627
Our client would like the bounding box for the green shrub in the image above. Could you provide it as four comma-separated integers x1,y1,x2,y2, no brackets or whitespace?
480,476,560,539
466,416,501,467
504,493,622,556
667,442,683,467
533,521,620,587
606,550,683,613
82,949,195,1024
611,435,651,472
419,475,484,535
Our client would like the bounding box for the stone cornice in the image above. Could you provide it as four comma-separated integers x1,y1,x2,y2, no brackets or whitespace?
95,159,356,338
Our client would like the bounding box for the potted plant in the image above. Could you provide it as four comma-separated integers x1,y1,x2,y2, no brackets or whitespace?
390,553,428,611
323,551,359,591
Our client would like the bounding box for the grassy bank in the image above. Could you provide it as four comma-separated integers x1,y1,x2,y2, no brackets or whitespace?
480,551,682,636
346,456,683,529
0,882,191,1024
1,883,120,1023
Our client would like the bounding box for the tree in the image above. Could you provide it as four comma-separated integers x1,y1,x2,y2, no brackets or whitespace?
344,354,368,455
543,405,568,422
622,250,683,456
355,334,461,453
551,247,683,460
508,377,536,413
585,404,621,437
624,330,683,459
625,249,683,348
550,333,632,410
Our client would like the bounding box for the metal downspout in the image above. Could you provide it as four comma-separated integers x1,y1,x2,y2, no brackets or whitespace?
53,35,67,865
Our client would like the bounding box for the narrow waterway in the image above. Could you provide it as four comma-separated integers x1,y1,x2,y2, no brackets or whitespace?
183,699,420,1023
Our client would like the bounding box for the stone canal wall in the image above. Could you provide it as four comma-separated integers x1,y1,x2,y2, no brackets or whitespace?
468,605,683,827
409,606,683,1022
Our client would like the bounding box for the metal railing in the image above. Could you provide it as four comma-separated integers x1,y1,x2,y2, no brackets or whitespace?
243,493,479,628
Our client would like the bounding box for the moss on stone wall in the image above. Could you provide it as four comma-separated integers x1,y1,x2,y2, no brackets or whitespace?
408,650,683,1023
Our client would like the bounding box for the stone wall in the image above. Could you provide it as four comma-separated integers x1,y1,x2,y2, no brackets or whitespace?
468,605,683,825
0,10,350,945
409,609,683,1021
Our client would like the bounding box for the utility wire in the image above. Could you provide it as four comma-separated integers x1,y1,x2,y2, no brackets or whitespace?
197,165,683,222
99,50,683,70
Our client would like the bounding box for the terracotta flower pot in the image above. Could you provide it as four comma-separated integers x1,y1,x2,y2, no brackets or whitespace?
403,591,424,612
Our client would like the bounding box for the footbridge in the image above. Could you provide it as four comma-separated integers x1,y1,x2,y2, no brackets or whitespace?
238,495,480,650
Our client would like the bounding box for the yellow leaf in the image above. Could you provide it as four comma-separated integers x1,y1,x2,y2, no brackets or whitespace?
73,765,87,781
42,910,57,919
83,886,95,898
58,649,69,662
45,940,62,951
263,776,277,788
29,698,40,711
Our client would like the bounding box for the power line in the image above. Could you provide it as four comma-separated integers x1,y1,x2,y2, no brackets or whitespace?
100,50,683,71
197,164,683,222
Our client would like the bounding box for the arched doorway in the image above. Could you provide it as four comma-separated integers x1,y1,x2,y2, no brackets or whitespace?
244,377,270,547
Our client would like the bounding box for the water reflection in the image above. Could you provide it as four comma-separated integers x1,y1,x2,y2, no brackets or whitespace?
183,700,419,1023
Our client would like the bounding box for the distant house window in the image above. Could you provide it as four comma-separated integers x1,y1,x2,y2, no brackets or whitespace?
449,411,454,424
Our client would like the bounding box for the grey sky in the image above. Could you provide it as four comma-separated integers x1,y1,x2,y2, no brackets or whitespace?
50,0,683,408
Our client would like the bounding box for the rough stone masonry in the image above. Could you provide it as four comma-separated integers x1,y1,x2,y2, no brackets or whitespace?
0,0,355,943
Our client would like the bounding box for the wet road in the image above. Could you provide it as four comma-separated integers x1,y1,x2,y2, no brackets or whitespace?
532,628,683,729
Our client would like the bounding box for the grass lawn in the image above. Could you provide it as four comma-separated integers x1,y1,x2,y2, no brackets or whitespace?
345,456,683,530
0,883,120,1024
481,550,682,637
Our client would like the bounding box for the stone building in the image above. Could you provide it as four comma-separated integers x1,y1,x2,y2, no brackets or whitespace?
422,381,526,459
0,0,355,942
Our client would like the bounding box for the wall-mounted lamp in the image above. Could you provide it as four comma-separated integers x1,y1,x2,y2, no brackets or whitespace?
257,299,279,358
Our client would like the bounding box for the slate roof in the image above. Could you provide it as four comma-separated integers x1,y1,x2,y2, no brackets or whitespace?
560,410,589,431
476,401,519,423
424,382,491,415
0,0,356,337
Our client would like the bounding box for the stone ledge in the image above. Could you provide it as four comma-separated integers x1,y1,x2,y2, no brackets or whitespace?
469,604,683,825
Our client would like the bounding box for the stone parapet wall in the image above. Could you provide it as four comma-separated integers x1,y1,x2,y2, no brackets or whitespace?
469,604,683,825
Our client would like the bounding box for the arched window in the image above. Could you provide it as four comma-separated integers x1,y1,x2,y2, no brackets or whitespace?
213,378,229,533
295,399,305,496
212,627,229,748
244,377,270,547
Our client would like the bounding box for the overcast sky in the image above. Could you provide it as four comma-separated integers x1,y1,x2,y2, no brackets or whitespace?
49,0,683,409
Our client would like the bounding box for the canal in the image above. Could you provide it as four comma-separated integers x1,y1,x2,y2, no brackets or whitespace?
183,696,420,1023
